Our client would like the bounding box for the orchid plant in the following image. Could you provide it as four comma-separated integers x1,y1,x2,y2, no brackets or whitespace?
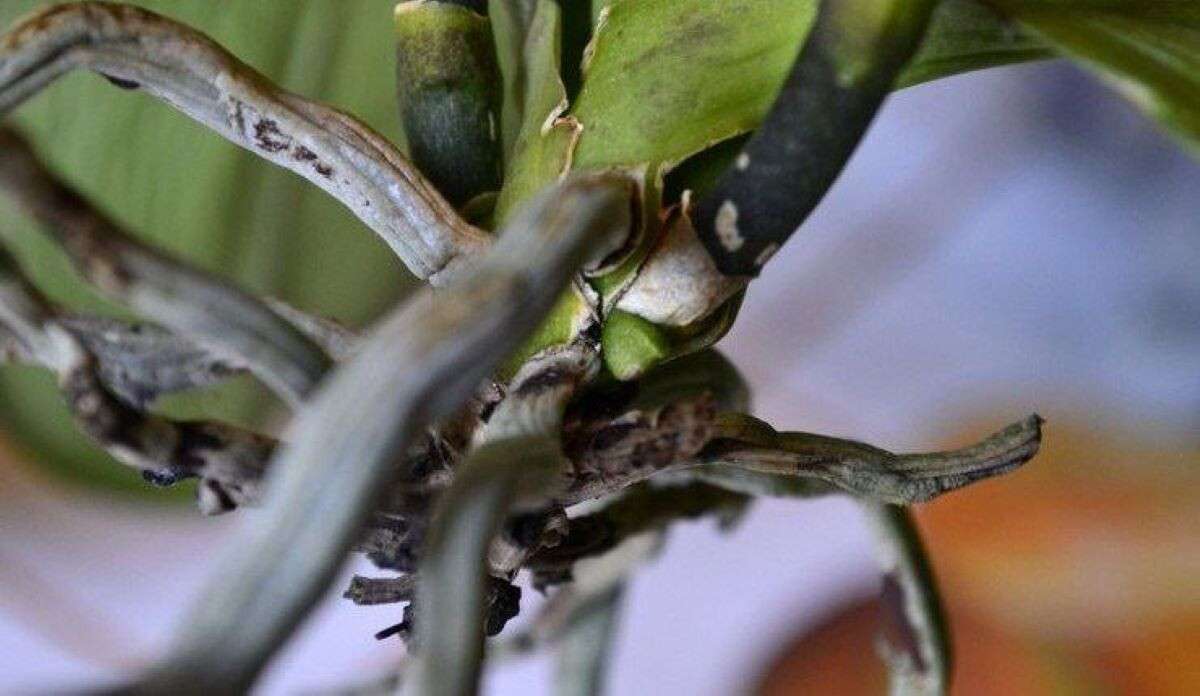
0,1,1195,694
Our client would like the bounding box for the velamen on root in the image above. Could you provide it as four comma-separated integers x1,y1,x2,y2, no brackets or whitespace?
0,0,1195,694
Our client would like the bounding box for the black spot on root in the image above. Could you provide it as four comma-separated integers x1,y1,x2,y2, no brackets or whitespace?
142,469,186,487
290,144,335,178
253,118,288,152
100,73,140,90
231,101,246,136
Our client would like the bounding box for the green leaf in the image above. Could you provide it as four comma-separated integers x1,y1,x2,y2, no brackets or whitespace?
601,309,672,381
569,0,1055,176
569,0,1196,188
489,0,539,161
600,293,743,381
571,0,815,172
493,0,581,224
0,0,408,497
899,0,1055,87
990,0,1200,153
498,284,592,379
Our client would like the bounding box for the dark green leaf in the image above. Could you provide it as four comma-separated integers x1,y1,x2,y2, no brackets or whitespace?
991,0,1200,152
900,0,1054,87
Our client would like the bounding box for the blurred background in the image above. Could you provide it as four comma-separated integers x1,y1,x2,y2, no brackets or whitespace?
0,2,1197,694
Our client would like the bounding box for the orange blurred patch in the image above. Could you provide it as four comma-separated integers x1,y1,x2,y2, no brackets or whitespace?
917,422,1200,642
756,598,1086,695
758,422,1199,694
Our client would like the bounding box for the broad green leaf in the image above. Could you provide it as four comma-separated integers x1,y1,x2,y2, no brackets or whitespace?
991,0,1200,153
569,0,1196,187
570,0,1053,175
0,1,408,496
571,0,815,172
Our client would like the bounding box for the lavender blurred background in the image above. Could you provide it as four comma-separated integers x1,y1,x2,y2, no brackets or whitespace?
1,58,1197,694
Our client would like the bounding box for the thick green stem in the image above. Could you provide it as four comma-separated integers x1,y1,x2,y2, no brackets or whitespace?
394,1,502,206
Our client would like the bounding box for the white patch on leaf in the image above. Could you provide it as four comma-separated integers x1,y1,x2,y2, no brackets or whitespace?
715,200,743,252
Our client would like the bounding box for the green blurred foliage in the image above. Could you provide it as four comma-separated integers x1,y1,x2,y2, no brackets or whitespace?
0,1,412,497
993,0,1200,154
